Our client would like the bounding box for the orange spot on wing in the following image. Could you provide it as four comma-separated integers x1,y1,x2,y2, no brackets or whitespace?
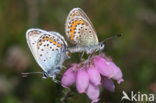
69,20,84,40
45,37,50,41
57,44,62,47
53,41,57,45
39,41,42,45
49,39,54,43
42,36,50,41
37,40,43,49
49,39,62,47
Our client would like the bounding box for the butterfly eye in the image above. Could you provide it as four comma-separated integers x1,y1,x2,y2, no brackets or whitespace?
100,44,103,47
100,44,104,49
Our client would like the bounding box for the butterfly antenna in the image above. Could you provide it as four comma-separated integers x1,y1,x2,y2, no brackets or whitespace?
102,33,122,43
21,72,43,77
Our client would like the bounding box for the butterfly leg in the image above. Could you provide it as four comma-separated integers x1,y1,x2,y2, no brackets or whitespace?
98,48,103,54
62,65,67,69
51,75,59,83
52,71,60,83
80,51,85,61
47,68,61,83
52,66,68,83
88,51,97,60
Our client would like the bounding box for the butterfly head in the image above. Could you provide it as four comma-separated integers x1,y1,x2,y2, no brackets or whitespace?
99,42,105,51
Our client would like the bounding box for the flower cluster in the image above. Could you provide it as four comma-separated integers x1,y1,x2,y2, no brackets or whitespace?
61,53,124,103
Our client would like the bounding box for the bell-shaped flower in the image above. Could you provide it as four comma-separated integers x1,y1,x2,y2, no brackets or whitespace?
76,68,89,93
61,53,124,103
61,65,76,88
87,67,101,86
94,56,113,78
86,83,100,103
101,76,115,92
106,60,124,84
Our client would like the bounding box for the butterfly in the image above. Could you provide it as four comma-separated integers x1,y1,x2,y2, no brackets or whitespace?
65,8,105,54
26,28,70,82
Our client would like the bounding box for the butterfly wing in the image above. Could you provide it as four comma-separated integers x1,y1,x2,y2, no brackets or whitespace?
65,8,99,47
26,28,68,74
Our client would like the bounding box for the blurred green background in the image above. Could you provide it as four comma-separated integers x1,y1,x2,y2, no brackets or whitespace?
0,0,156,103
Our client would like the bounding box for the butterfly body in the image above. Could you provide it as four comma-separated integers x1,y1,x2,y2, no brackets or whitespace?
26,28,70,81
65,8,105,54
68,43,104,54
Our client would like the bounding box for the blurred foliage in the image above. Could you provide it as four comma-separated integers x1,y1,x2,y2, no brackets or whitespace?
0,0,156,103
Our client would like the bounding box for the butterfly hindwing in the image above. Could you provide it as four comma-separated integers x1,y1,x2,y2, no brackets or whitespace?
65,8,99,47
26,28,69,77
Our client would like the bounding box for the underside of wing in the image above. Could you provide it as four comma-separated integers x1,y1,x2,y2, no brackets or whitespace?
26,28,67,72
65,8,99,46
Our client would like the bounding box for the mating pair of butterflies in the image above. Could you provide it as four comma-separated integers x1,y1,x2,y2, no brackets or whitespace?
26,8,105,81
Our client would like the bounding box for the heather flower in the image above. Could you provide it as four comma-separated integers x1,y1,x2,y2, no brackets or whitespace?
101,76,115,92
86,83,100,103
107,60,124,84
94,56,113,78
76,68,89,93
61,65,76,88
87,67,101,86
94,56,123,84
61,53,124,103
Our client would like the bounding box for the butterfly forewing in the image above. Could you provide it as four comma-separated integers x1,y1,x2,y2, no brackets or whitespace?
26,29,68,73
65,8,99,47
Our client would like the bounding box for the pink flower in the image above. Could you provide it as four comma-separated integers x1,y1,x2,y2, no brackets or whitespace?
107,61,124,84
94,56,124,84
87,67,101,86
101,76,115,92
76,68,89,93
94,56,113,78
61,65,76,88
86,83,100,103
61,53,124,102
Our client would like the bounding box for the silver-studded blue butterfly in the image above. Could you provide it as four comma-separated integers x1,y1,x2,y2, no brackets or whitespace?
65,8,105,54
26,28,70,82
